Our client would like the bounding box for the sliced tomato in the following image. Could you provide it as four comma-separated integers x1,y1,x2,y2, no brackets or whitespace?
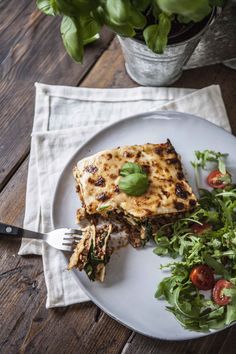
207,170,231,189
191,223,211,235
212,279,232,306
190,265,215,290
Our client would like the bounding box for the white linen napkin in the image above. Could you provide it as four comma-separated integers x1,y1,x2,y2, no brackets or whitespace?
18,83,231,308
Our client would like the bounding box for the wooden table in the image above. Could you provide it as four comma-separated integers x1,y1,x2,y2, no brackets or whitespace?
1,2,236,353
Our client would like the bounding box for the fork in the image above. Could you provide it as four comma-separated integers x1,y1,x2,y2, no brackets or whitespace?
0,222,82,252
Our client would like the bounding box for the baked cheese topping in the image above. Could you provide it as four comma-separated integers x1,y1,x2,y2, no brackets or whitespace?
74,140,197,219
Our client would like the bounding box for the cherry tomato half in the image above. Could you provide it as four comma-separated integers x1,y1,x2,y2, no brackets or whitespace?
207,170,230,189
190,265,215,290
212,279,232,306
191,223,211,235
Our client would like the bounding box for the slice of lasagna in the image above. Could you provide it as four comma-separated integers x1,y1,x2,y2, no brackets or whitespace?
68,224,112,281
73,140,197,247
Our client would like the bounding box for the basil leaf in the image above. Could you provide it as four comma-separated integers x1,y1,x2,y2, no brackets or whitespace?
108,22,136,37
37,0,225,64
143,25,159,52
132,0,151,12
156,0,212,22
120,162,145,177
143,13,171,54
209,0,225,6
61,16,83,63
106,0,146,29
156,12,171,53
106,0,128,24
36,0,59,15
119,173,149,196
57,0,96,16
95,6,135,37
80,16,100,45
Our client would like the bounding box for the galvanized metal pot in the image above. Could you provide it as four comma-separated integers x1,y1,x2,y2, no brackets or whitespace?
118,10,217,86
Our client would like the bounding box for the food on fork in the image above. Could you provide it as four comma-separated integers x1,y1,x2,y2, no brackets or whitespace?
68,224,112,282
73,139,197,248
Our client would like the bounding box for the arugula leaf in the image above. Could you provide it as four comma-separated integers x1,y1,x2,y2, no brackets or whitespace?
191,150,229,190
203,253,230,278
225,304,236,325
191,150,228,171
154,149,236,332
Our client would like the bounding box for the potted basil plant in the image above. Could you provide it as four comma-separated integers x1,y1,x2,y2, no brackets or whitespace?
37,0,223,86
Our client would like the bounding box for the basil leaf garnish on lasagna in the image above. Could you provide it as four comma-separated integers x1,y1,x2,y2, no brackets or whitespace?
120,162,145,176
119,162,149,196
73,139,198,248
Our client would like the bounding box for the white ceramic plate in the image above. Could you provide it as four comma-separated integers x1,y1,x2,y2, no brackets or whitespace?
52,111,236,341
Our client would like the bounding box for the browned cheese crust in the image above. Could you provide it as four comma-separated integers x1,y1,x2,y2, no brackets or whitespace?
73,140,197,223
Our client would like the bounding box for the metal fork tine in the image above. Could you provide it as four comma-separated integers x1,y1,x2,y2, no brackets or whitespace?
64,233,82,238
65,229,83,235
63,235,82,240
72,235,82,240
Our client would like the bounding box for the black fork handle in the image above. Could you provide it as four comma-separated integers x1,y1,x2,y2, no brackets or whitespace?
0,222,23,237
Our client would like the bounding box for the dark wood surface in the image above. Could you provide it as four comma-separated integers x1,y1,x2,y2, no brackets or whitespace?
1,2,236,354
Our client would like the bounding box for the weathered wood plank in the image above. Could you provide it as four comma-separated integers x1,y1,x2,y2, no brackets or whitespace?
0,0,36,65
121,328,231,354
20,308,131,354
81,38,136,89
0,5,114,192
0,159,28,226
219,326,236,354
0,0,32,34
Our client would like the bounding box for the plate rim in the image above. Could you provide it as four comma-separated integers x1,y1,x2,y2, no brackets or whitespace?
51,110,234,340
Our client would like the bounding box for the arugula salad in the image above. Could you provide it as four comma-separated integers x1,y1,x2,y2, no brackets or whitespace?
154,150,236,332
